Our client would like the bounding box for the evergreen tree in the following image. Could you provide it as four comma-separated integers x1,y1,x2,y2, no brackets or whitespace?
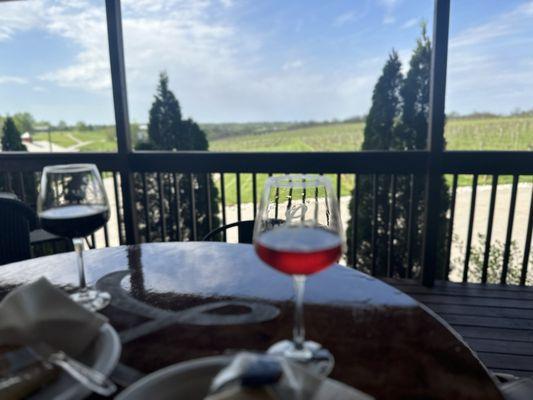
147,73,183,150
136,72,220,241
361,51,403,151
2,117,27,151
0,118,36,205
393,25,450,278
346,27,450,279
346,51,403,270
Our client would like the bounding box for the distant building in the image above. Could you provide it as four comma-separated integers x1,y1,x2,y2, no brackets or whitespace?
21,132,32,143
137,124,148,141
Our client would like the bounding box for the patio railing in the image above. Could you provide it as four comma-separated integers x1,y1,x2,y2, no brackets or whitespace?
0,151,531,287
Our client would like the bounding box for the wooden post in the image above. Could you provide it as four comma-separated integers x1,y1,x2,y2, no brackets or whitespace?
105,0,139,244
421,0,450,287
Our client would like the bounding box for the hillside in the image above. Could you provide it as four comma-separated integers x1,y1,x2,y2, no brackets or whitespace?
210,116,533,152
31,116,533,204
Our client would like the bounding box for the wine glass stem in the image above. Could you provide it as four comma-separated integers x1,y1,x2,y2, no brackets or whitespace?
292,274,306,350
73,238,87,291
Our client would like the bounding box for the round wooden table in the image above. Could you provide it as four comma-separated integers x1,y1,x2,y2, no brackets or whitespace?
0,242,503,400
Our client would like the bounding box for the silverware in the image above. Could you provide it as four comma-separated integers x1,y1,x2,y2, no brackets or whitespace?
29,342,116,396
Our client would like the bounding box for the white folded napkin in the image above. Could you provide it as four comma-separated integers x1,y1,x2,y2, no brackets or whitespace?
0,278,107,356
206,352,374,400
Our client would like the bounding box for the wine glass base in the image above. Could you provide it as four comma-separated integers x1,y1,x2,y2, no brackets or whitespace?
70,289,111,312
267,340,334,377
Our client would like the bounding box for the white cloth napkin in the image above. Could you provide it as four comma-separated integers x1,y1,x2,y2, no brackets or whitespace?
206,352,374,400
0,278,107,356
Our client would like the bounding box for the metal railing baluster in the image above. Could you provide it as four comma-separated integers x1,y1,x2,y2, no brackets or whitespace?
252,173,258,218
501,175,519,284
336,174,341,201
444,174,457,280
173,173,181,241
387,175,397,277
236,173,242,222
481,175,498,283
141,173,150,242
112,172,124,245
351,174,360,268
205,173,213,233
189,173,197,241
220,173,227,241
18,172,25,202
520,185,533,285
371,174,378,276
157,173,166,241
463,174,478,282
406,174,418,278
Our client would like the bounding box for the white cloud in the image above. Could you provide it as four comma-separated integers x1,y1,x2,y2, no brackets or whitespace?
334,11,357,27
282,60,304,70
446,0,533,114
378,0,400,25
401,18,418,29
383,15,395,25
219,0,234,8
0,75,28,85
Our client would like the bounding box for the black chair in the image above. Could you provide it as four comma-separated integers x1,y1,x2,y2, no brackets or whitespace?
0,192,38,265
202,220,256,244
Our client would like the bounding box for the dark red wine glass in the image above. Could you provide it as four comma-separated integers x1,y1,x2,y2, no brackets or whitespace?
38,164,111,311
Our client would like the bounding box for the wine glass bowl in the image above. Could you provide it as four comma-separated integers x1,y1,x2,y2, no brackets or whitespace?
253,174,344,373
38,164,111,311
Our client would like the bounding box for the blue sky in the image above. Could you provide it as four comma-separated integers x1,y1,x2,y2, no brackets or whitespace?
0,0,532,125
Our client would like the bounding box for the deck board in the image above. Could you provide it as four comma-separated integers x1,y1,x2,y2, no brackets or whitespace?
386,279,533,378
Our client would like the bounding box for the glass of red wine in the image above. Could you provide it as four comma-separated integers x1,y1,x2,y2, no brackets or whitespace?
254,174,344,372
38,164,111,311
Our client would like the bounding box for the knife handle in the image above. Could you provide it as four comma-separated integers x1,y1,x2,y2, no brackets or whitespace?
48,351,117,396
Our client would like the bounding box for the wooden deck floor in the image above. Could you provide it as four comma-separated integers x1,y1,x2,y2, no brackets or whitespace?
386,279,533,378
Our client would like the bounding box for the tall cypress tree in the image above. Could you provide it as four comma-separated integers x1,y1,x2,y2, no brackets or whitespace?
136,72,220,241
2,117,27,151
0,117,36,205
346,27,450,279
346,51,403,270
393,25,450,278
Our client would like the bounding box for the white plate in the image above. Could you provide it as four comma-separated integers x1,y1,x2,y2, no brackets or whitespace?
30,323,121,400
116,355,232,400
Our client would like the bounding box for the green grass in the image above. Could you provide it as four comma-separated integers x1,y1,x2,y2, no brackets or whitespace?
31,116,533,204
445,117,533,151
33,128,116,151
210,122,364,152
32,130,78,148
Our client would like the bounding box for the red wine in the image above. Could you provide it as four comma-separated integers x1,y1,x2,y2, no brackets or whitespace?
255,226,342,275
40,205,109,238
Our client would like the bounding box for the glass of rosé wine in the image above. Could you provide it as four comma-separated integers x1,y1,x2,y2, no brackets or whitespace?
253,174,344,372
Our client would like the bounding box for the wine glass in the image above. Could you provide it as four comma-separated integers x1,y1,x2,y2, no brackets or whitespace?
253,174,344,373
38,164,111,311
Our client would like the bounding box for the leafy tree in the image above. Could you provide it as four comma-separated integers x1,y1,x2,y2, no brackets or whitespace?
75,121,88,131
346,26,450,279
135,72,220,241
57,120,68,130
2,117,27,151
12,112,34,133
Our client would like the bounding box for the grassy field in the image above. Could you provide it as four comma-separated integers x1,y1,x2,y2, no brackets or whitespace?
31,117,533,204
33,128,115,151
211,117,533,152
210,116,533,203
